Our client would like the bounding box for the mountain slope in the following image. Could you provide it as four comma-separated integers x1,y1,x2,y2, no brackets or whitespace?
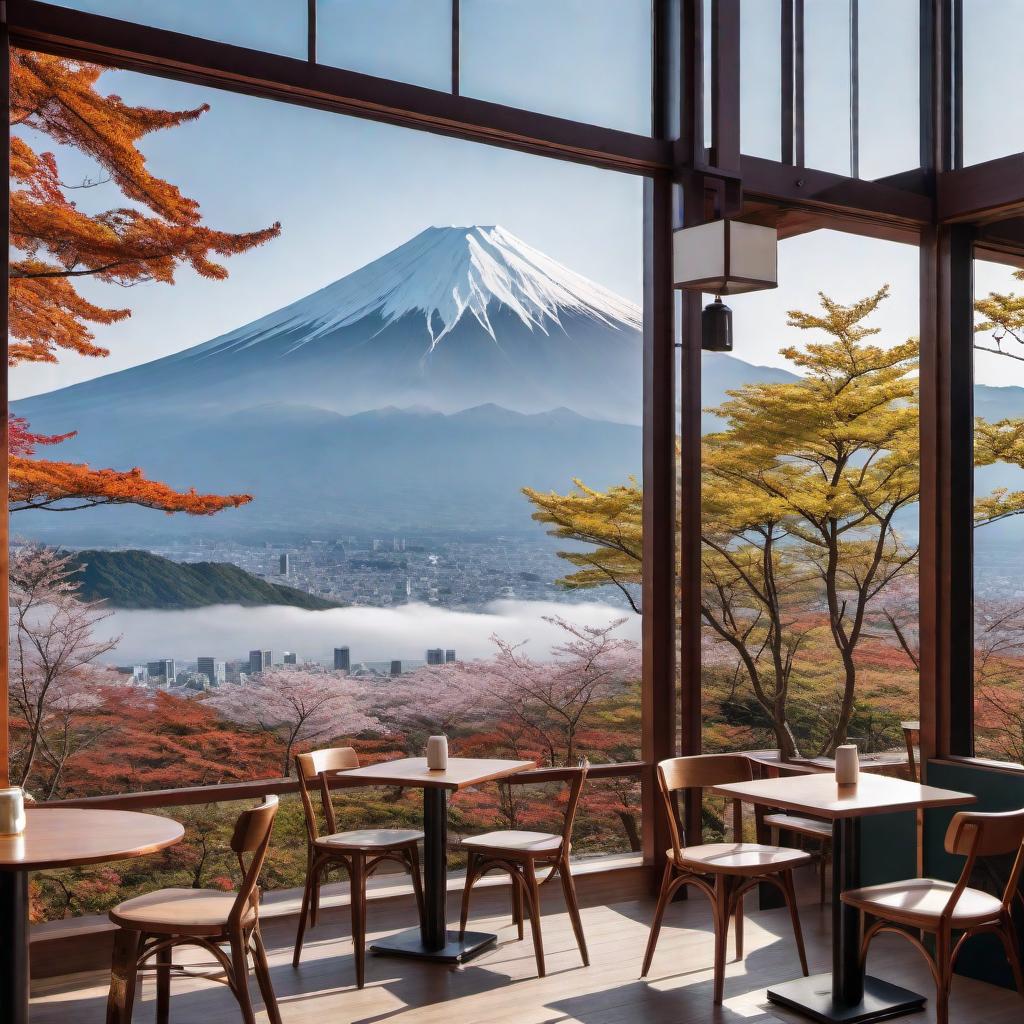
67,549,339,609
15,225,643,426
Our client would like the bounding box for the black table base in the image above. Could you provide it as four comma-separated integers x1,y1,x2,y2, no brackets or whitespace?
0,869,30,1024
768,816,926,1024
370,928,496,964
768,974,926,1023
370,786,498,965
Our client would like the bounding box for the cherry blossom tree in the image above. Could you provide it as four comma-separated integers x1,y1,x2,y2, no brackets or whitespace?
205,669,382,776
8,543,119,790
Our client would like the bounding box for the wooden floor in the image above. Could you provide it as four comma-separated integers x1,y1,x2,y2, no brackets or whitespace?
30,876,1023,1023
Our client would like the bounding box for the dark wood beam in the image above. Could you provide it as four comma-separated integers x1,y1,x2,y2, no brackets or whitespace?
938,153,1024,224
710,0,740,173
7,0,670,176
740,155,932,224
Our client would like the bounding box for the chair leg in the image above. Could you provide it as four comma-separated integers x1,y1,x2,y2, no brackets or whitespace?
459,852,477,940
734,888,744,961
558,855,589,967
512,869,524,940
407,844,426,930
819,845,829,905
229,930,258,1024
523,859,546,978
105,928,141,1024
250,924,284,1024
779,869,809,976
935,925,952,1024
999,914,1024,998
641,861,675,978
156,943,171,1024
712,873,733,1005
350,853,367,989
293,852,315,968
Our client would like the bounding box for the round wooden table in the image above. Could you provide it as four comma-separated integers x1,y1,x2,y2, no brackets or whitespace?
0,807,184,1024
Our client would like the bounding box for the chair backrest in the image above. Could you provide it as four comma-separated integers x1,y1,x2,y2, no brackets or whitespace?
504,760,590,852
295,746,360,840
944,807,1024,912
901,721,920,782
657,754,753,861
229,795,279,927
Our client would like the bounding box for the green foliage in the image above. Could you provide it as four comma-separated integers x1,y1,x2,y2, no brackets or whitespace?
67,548,339,610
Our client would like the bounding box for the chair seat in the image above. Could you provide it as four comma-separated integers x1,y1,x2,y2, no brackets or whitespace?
110,888,253,936
462,830,563,855
674,842,813,876
842,878,1004,928
317,828,423,851
763,813,833,840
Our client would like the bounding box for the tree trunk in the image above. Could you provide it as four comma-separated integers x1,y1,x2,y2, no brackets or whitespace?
616,810,642,852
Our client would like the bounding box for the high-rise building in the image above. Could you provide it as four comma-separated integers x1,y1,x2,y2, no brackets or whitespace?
147,659,175,683
197,657,226,685
445,649,457,663
426,648,444,666
390,659,402,676
249,649,272,674
283,651,297,665
334,647,351,672
280,553,291,576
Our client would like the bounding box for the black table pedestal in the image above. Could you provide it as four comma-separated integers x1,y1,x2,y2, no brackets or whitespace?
767,818,925,1023
371,787,497,965
0,869,30,1024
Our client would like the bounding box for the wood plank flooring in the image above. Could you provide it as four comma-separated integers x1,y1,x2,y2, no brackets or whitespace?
30,875,1024,1023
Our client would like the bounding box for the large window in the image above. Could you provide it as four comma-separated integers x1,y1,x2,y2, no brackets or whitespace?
699,230,921,760
972,256,1024,765
9,54,645,920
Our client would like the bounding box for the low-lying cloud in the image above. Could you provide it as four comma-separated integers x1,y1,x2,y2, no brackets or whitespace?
100,600,640,666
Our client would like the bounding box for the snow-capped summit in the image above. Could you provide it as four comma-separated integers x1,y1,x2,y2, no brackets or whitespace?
17,225,643,427
190,224,641,358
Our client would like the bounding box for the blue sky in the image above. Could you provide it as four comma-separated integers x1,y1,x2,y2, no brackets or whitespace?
16,2,1024,398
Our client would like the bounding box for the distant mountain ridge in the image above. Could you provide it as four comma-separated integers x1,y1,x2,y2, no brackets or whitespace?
67,549,339,610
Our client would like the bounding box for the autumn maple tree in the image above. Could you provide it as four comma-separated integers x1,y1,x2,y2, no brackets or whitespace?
8,50,280,514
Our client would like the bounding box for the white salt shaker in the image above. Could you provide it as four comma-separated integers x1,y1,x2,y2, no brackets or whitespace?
835,745,860,786
426,735,449,771
0,787,27,836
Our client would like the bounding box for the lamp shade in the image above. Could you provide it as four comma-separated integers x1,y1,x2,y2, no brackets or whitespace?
672,220,778,295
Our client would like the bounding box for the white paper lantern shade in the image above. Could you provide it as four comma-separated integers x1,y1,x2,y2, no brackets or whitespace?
672,220,778,295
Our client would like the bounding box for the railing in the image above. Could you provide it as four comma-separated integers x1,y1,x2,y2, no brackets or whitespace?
44,760,647,811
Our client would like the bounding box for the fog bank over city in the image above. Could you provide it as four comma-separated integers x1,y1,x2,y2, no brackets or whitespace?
99,599,641,668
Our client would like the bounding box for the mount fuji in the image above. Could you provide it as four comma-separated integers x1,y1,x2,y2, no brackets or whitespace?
18,225,643,429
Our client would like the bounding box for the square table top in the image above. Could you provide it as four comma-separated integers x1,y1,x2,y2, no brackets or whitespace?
335,756,536,791
712,771,976,820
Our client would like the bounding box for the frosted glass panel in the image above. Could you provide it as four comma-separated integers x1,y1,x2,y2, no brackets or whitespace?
317,0,452,91
963,0,1024,165
45,0,307,59
460,0,652,135
740,0,781,160
804,0,851,175
858,0,919,179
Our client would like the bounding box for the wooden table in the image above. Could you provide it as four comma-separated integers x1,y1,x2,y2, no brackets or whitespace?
0,807,184,1024
713,772,974,1024
336,756,534,964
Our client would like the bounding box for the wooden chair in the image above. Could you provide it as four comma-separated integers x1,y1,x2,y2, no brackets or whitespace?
641,754,812,1004
458,761,589,977
105,796,281,1024
901,720,921,782
842,807,1024,1024
292,746,424,988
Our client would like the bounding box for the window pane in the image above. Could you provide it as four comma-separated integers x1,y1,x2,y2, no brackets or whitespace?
460,0,652,134
804,0,851,175
973,257,1024,765
740,0,782,160
858,0,919,179
963,0,1024,165
317,0,452,91
700,231,920,763
44,0,308,59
